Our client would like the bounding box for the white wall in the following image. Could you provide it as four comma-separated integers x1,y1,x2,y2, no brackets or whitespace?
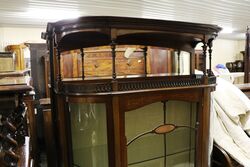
0,27,45,51
196,39,245,68
213,39,239,67
237,40,245,51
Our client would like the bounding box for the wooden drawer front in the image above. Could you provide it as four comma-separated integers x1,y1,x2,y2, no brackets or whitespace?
61,46,145,78
85,52,144,77
84,52,111,77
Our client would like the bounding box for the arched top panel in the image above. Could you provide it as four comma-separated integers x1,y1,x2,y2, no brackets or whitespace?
42,16,221,52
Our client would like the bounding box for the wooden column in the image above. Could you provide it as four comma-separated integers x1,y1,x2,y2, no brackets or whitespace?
43,108,56,167
56,95,69,166
80,48,85,79
143,47,148,76
23,92,37,166
202,41,208,75
56,49,62,82
112,96,126,167
42,55,50,97
110,41,117,79
196,87,211,167
208,39,213,76
47,34,59,165
177,50,181,74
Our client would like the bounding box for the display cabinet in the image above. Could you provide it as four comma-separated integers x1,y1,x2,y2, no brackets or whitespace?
42,16,221,167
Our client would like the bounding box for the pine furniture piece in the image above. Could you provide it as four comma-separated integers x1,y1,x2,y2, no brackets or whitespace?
42,16,221,167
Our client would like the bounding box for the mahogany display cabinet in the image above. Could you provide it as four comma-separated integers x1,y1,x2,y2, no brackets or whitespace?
42,16,221,167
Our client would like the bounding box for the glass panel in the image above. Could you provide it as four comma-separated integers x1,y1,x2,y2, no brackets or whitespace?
69,103,108,167
165,101,196,155
126,101,196,167
166,150,195,167
129,158,165,167
179,51,191,75
126,102,164,164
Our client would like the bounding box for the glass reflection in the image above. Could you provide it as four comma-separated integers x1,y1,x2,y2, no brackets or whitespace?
71,104,97,131
69,103,108,167
172,51,191,75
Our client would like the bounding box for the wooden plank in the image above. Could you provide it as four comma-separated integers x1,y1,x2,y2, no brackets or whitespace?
24,93,37,166
0,85,32,93
43,108,57,167
17,137,31,167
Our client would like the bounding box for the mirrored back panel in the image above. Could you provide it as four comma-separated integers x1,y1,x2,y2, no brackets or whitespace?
60,46,192,79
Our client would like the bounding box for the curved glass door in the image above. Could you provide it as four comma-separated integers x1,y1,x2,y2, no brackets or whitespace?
69,103,108,167
126,101,196,167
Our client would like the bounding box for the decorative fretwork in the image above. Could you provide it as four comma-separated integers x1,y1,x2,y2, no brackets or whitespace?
208,76,217,85
42,16,221,167
118,79,202,91
61,78,203,94
62,83,113,94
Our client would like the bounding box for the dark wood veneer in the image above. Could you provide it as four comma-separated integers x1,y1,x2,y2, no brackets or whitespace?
43,16,221,167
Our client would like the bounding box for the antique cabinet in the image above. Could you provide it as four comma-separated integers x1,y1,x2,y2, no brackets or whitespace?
0,76,35,166
42,16,221,167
